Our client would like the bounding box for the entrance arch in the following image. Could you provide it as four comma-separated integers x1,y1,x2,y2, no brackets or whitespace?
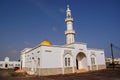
5,64,8,68
76,52,88,70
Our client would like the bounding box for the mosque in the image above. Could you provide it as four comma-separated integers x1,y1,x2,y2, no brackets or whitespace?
20,5,106,75
0,57,20,69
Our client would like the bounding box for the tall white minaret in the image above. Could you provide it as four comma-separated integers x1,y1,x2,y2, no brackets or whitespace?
65,5,75,44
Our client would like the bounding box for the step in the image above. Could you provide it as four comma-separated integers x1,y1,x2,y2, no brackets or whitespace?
76,69,88,73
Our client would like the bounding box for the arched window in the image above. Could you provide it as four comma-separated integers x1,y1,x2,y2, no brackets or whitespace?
90,54,96,65
38,58,40,66
64,54,72,67
91,57,95,65
64,57,71,67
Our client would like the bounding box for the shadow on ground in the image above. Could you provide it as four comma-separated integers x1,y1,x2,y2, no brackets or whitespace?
0,68,120,80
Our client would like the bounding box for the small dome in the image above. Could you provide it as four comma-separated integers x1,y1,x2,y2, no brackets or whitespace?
40,40,52,46
5,57,9,62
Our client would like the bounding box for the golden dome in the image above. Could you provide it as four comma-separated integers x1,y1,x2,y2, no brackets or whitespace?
40,40,52,46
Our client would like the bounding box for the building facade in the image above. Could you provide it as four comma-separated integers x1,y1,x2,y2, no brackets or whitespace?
20,5,106,75
106,58,120,65
0,57,21,69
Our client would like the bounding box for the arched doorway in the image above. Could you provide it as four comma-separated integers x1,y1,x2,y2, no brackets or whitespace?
76,52,88,70
5,64,8,68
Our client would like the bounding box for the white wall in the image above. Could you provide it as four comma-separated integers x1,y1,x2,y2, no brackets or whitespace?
41,46,64,68
96,50,105,65
87,49,105,66
0,61,21,69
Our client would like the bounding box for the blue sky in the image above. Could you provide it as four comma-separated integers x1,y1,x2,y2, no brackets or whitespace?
0,0,120,60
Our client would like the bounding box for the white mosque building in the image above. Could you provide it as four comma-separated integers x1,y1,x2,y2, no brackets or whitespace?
0,57,21,69
20,5,106,75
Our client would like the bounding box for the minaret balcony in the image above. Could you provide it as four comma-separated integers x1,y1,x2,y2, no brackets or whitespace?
65,18,74,22
65,30,75,35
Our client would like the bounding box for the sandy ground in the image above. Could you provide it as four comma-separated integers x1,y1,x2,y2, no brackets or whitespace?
0,68,120,80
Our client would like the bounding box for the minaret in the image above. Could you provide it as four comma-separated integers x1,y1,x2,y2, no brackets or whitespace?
65,5,75,44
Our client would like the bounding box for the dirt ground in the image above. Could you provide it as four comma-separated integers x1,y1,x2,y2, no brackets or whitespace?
0,68,120,80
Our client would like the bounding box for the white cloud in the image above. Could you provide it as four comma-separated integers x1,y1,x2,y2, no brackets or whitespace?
10,49,18,54
59,8,65,13
24,41,31,46
23,41,35,47
52,27,57,32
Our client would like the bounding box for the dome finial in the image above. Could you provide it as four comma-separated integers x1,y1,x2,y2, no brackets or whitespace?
67,5,70,10
67,5,69,8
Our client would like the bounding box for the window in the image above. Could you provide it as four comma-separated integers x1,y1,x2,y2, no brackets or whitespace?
91,57,95,65
38,58,40,65
32,57,34,59
9,64,13,66
37,51,40,53
67,14,71,18
0,64,3,67
101,53,103,55
65,57,71,67
68,58,70,66
15,64,20,67
18,64,20,66
65,58,67,66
